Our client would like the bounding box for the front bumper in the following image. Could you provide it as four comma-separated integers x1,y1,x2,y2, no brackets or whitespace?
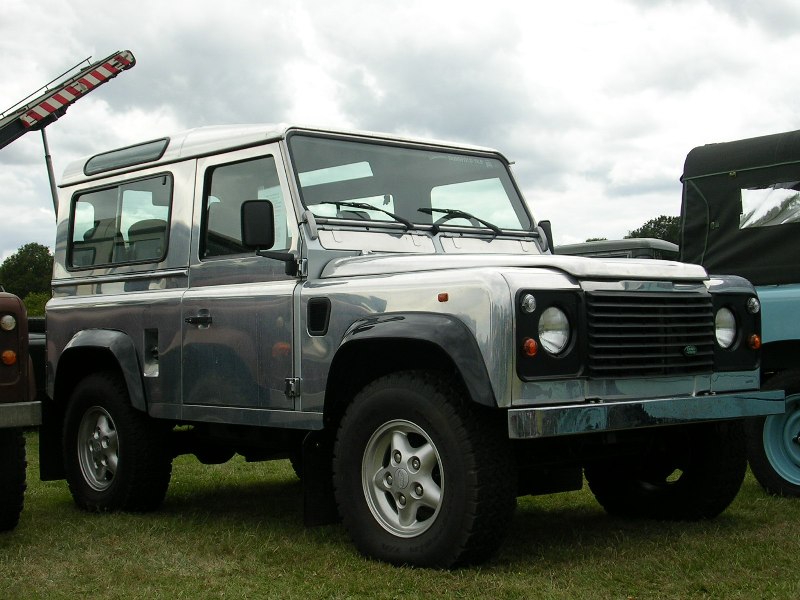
0,401,42,428
508,390,785,439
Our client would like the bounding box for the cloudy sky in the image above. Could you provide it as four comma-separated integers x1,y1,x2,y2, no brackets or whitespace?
2,0,799,259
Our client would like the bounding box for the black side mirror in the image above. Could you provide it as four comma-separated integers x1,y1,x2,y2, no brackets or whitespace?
538,219,554,253
241,200,276,249
241,200,298,276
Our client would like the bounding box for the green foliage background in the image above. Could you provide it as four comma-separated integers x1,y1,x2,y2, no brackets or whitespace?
0,242,52,316
625,215,680,245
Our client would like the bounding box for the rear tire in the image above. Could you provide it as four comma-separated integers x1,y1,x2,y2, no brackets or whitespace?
333,371,516,568
63,372,173,512
745,371,800,496
0,428,26,531
586,421,746,520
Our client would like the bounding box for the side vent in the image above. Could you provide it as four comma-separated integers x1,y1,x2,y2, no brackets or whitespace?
307,297,331,336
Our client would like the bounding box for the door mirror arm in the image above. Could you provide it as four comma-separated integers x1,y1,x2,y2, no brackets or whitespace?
255,249,299,276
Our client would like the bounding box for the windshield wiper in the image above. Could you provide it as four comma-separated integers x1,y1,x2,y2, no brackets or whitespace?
315,201,413,230
418,207,502,235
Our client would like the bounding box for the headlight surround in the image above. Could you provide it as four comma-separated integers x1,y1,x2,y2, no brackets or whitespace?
715,307,737,349
0,315,16,331
516,290,582,380
538,307,570,355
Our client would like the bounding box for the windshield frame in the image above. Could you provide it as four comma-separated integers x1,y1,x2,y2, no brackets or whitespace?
285,130,535,236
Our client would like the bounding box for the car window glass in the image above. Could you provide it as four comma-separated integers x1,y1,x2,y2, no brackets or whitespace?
202,155,291,257
69,174,172,268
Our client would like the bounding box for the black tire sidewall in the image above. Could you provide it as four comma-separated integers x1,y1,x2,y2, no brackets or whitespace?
334,374,493,567
63,374,129,511
0,428,26,531
587,421,746,520
63,372,171,512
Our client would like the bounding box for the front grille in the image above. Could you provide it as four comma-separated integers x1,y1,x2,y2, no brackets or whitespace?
586,291,715,378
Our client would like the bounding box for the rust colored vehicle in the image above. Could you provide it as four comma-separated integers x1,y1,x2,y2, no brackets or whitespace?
0,291,41,531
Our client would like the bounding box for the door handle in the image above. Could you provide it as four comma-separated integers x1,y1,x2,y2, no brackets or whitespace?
185,314,213,326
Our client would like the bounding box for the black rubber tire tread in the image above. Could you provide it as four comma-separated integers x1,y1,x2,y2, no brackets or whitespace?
585,421,746,520
288,450,303,481
63,372,173,512
745,371,800,497
333,370,516,568
0,428,26,531
192,446,236,465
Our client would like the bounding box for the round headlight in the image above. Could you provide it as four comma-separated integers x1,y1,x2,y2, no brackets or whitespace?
538,307,570,355
715,307,737,349
0,315,16,331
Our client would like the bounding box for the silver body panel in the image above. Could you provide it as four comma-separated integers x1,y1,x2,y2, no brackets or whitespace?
299,265,521,410
509,389,785,439
319,253,707,282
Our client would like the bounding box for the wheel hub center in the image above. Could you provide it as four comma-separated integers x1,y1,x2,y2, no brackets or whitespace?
394,468,409,490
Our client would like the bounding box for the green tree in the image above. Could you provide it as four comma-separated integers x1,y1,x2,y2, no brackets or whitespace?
0,243,53,300
23,291,50,317
625,215,680,245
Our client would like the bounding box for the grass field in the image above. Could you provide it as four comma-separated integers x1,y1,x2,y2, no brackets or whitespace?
2,431,800,599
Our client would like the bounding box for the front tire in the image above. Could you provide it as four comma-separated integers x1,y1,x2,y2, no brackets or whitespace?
333,371,516,568
0,428,26,531
745,371,800,496
585,421,746,520
63,372,173,512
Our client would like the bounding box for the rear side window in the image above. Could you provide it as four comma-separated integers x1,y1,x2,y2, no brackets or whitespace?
69,174,173,268
740,181,800,229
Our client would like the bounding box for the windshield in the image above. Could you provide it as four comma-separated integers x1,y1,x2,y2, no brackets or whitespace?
288,134,532,231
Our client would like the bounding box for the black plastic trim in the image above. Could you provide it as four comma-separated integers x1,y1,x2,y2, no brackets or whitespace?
515,290,585,380
307,297,332,336
337,312,496,406
711,293,761,372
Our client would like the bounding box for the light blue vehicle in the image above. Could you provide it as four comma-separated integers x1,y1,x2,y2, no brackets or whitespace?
681,129,800,495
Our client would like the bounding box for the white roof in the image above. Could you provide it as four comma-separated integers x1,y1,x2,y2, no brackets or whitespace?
59,123,504,186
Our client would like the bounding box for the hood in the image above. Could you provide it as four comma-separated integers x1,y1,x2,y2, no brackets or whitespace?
320,253,708,281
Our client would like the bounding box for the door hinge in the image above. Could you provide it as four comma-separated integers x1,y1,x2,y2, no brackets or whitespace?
284,377,301,398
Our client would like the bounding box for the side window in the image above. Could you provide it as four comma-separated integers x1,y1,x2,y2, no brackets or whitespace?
740,181,800,229
69,174,172,268
202,155,290,258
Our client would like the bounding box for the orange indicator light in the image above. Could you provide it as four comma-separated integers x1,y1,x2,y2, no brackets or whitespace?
1,350,17,365
522,338,538,357
438,293,449,303
748,334,762,350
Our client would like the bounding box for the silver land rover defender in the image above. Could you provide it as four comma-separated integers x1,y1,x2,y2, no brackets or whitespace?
39,125,783,567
